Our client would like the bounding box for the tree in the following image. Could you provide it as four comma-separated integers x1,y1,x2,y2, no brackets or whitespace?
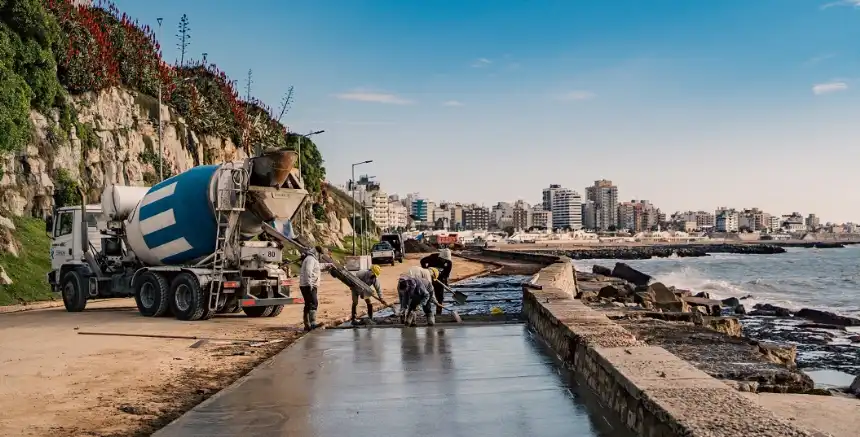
176,14,190,66
608,225,617,232
502,226,515,236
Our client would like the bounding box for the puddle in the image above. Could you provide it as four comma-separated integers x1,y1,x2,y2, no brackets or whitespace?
804,368,858,389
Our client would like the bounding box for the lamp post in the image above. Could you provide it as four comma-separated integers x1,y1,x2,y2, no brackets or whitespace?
156,17,163,181
294,130,324,234
351,160,372,255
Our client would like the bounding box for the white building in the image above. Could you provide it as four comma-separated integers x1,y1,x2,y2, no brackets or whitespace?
367,191,390,230
551,189,582,230
542,185,564,211
715,209,739,232
387,201,408,230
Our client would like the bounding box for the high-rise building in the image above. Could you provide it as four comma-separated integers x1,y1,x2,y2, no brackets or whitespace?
581,200,596,230
542,184,563,211
411,198,429,222
587,180,618,230
551,189,582,230
806,214,820,231
464,206,490,230
513,206,529,230
368,191,390,230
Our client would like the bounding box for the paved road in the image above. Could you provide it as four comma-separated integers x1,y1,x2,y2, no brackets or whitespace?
155,325,630,437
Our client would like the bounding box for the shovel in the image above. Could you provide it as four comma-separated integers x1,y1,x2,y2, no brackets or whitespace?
436,281,468,305
433,301,462,323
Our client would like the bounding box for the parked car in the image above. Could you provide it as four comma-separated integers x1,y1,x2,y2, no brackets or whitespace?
371,241,396,266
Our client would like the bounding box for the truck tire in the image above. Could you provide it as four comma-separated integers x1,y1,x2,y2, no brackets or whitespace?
219,299,240,314
243,305,274,318
170,273,207,321
61,271,87,312
134,271,170,317
267,305,284,317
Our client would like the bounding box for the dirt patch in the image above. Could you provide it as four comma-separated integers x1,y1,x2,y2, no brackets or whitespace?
0,257,490,437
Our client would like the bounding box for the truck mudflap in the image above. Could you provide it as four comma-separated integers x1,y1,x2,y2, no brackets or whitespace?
238,278,304,307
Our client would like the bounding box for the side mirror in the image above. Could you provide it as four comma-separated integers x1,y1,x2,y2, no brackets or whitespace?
45,216,53,235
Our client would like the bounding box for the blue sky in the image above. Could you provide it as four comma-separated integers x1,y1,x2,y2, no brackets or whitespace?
114,0,860,222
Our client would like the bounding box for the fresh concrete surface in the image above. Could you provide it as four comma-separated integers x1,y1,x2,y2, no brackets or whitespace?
155,325,632,437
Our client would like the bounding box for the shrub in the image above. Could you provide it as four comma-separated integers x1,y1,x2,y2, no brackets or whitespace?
53,168,81,207
170,64,248,147
285,133,326,194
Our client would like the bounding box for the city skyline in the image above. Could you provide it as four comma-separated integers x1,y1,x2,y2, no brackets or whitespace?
113,0,860,222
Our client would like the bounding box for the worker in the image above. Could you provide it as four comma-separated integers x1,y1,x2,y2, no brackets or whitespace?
299,246,326,331
420,248,453,316
352,265,383,325
396,272,439,327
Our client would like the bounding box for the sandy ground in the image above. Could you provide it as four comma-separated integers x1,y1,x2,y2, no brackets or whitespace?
741,392,860,437
0,254,489,437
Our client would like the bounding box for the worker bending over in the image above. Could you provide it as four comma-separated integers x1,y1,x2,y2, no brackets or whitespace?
421,248,453,316
299,246,327,331
352,265,383,324
397,266,439,326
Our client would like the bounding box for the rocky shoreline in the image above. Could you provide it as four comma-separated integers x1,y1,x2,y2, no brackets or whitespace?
576,262,860,397
533,243,788,260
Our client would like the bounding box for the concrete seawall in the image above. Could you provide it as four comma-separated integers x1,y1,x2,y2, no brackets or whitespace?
506,252,818,436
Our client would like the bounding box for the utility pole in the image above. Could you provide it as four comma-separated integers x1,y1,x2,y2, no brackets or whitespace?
157,17,164,182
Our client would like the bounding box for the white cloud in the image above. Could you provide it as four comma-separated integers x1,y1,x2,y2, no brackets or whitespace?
812,81,848,95
804,53,836,66
821,0,860,9
555,91,596,101
443,100,464,107
333,90,413,105
471,58,492,68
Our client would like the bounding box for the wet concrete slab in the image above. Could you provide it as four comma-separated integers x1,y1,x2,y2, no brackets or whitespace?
155,325,632,437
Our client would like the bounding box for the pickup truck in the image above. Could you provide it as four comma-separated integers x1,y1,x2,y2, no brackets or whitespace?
371,242,397,266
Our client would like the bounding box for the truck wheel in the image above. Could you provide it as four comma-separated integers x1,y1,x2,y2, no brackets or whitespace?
170,273,206,321
134,271,170,317
243,306,274,318
219,299,240,314
267,305,285,317
61,271,87,312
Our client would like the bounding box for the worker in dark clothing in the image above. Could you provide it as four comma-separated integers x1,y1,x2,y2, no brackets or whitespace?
421,248,453,316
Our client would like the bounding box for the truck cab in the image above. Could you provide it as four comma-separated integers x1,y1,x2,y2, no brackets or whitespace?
46,205,105,294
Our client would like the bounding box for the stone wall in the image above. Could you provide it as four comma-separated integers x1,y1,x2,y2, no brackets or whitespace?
478,249,561,265
524,258,816,437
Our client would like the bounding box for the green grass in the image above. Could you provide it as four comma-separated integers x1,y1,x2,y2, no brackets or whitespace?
0,217,54,305
327,236,379,264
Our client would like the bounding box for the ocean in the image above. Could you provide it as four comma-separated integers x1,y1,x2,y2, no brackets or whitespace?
572,245,860,318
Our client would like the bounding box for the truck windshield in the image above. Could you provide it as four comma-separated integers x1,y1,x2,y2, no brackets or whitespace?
373,243,392,251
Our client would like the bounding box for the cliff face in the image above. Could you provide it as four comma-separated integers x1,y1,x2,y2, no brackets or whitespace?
0,87,245,217
0,86,353,247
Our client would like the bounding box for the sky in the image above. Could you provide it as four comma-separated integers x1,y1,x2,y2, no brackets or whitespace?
112,0,860,223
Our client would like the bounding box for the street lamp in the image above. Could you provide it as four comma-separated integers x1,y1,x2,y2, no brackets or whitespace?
294,130,324,233
351,160,372,255
156,17,163,181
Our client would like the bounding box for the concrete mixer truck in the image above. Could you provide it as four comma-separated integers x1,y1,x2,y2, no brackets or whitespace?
46,150,311,321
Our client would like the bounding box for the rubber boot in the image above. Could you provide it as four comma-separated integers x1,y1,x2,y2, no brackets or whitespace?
303,310,311,331
309,310,322,330
426,311,436,327
365,301,375,325
350,304,358,325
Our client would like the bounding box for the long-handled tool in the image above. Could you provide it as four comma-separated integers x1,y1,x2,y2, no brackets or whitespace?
436,280,468,305
434,301,462,323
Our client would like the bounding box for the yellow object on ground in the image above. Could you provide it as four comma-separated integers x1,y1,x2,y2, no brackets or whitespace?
490,307,504,315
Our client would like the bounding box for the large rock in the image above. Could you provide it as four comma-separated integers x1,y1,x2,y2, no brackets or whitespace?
708,317,742,337
757,342,797,368
655,300,690,313
796,308,860,327
611,262,652,286
597,285,625,300
648,282,678,303
750,303,793,317
721,297,740,308
592,265,613,276
682,296,723,316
